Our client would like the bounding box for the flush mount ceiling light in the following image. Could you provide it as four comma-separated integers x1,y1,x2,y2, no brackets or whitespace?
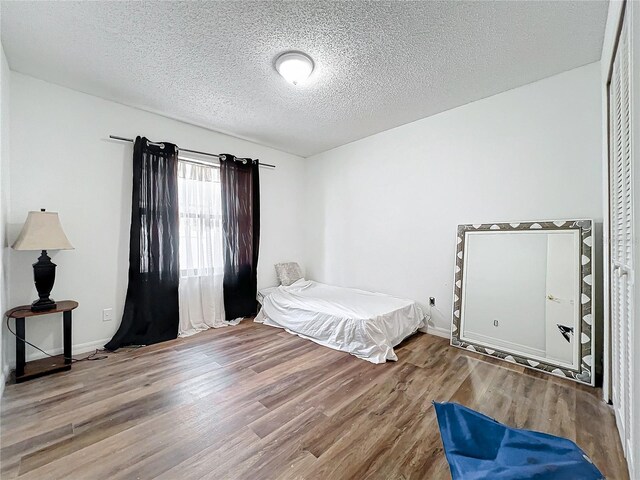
275,51,314,85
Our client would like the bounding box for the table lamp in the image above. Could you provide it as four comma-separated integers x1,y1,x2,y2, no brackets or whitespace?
12,209,74,311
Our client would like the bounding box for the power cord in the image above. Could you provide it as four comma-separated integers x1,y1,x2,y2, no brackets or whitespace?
5,316,109,363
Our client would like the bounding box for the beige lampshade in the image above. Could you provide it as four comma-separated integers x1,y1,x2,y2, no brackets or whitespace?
12,211,74,251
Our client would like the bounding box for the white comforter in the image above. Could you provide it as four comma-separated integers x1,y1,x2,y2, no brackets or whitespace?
255,279,427,363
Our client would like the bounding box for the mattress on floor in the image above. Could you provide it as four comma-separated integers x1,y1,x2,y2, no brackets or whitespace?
255,279,427,363
257,286,279,305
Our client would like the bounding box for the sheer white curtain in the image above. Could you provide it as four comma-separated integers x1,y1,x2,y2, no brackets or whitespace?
178,160,228,336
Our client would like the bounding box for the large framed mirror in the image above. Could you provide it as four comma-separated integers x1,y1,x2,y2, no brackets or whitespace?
451,220,594,385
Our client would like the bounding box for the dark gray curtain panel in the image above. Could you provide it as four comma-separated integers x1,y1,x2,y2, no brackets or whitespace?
220,154,260,320
105,137,180,351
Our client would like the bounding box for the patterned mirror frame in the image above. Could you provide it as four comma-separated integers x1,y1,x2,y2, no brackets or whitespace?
451,220,594,386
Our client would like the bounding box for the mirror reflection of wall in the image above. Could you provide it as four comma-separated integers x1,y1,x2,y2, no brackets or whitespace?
461,230,579,369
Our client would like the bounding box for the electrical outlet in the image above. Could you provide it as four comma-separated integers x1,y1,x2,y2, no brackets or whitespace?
103,308,113,322
429,297,436,306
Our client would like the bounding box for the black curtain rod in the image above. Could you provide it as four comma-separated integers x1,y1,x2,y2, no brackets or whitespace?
109,135,276,169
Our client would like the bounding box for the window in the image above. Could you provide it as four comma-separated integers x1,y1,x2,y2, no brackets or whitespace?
177,160,224,278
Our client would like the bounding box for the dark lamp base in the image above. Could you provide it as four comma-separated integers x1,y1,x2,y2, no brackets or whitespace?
31,250,58,312
31,298,57,312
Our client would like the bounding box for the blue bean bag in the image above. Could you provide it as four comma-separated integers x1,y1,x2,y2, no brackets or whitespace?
434,402,604,480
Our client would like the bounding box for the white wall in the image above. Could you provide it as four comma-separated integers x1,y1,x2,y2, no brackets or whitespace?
7,72,306,364
0,44,11,390
304,62,603,338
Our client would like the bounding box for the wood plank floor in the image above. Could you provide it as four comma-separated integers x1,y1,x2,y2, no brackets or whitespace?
0,321,629,479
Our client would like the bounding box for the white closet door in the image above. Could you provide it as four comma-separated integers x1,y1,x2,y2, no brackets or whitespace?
609,12,635,467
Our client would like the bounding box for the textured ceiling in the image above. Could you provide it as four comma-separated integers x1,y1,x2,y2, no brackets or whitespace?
1,1,608,157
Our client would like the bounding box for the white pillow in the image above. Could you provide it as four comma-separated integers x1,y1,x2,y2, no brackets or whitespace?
275,262,303,286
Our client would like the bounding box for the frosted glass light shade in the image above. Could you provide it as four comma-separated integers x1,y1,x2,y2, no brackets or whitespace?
275,52,314,85
12,211,74,251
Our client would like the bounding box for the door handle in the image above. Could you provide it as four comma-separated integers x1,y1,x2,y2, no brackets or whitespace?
547,294,574,305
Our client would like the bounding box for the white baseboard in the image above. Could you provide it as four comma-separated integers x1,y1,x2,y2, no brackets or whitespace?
7,337,111,368
428,324,451,339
